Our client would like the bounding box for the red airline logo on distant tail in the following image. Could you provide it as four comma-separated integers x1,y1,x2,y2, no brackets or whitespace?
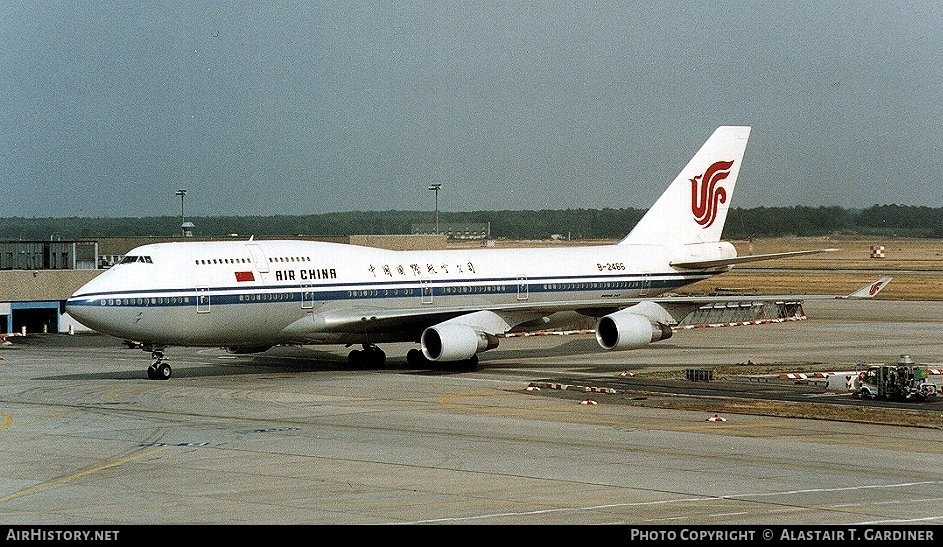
690,160,734,228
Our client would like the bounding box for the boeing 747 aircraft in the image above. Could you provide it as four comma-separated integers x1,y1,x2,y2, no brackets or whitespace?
65,126,889,379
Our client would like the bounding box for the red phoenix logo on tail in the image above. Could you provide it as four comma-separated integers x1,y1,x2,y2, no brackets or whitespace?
690,160,734,228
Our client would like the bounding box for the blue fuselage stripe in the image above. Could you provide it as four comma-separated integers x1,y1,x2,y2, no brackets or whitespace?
66,271,713,307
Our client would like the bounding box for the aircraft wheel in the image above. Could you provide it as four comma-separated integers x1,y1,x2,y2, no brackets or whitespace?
440,355,479,371
458,355,479,371
156,362,172,380
406,348,428,367
349,346,386,368
147,365,158,380
366,347,386,367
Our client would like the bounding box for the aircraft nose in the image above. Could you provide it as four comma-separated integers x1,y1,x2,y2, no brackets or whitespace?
64,295,91,324
64,284,103,330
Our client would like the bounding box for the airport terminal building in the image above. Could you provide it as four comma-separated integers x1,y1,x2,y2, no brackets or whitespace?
0,240,102,335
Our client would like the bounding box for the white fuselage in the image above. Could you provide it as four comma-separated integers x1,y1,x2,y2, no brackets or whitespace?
65,239,717,347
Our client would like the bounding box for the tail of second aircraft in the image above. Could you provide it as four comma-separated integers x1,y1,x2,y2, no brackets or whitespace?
620,125,751,247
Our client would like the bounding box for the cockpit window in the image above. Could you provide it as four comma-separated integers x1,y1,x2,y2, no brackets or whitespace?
119,255,153,264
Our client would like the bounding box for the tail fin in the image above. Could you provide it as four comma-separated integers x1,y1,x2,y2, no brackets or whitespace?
620,126,751,246
844,276,892,299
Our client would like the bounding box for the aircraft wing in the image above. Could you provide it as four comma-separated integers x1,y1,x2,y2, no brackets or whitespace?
283,276,892,343
297,302,596,338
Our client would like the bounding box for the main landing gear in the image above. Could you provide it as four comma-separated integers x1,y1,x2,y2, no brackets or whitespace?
146,347,172,380
347,343,386,367
406,348,428,367
347,344,480,370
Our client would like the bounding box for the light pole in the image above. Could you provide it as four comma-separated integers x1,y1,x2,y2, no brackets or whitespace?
427,184,441,234
175,189,187,237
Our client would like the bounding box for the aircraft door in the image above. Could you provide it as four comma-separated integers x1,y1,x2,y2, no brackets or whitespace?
517,276,528,301
301,283,314,309
639,275,651,297
421,280,433,304
246,244,270,273
196,286,210,313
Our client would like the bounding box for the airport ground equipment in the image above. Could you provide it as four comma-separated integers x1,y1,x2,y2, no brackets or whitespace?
853,354,938,402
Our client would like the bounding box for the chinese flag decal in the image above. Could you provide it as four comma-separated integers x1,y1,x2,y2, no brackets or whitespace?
235,271,255,282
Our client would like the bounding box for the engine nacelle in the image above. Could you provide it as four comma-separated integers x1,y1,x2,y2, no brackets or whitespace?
595,310,672,350
421,324,499,362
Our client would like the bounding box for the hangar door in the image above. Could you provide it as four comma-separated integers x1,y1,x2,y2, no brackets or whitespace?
11,301,60,334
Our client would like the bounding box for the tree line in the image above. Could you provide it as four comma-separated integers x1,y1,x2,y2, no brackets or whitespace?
1,204,941,241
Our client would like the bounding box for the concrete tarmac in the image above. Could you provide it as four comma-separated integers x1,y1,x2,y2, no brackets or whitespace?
1,299,942,526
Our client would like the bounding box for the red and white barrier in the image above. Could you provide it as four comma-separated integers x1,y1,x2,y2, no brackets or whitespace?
779,373,808,380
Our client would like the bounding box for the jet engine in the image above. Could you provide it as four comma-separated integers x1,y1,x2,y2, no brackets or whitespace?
595,309,672,350
421,323,499,362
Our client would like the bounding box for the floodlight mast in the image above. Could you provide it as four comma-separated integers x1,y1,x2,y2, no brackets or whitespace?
175,189,187,237
427,184,441,234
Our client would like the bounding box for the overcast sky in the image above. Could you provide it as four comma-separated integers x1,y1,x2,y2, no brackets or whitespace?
2,1,942,218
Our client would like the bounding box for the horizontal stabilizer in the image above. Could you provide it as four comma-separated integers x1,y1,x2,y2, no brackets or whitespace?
670,248,839,269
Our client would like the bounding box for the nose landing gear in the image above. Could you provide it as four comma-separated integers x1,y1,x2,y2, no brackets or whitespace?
146,347,172,380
